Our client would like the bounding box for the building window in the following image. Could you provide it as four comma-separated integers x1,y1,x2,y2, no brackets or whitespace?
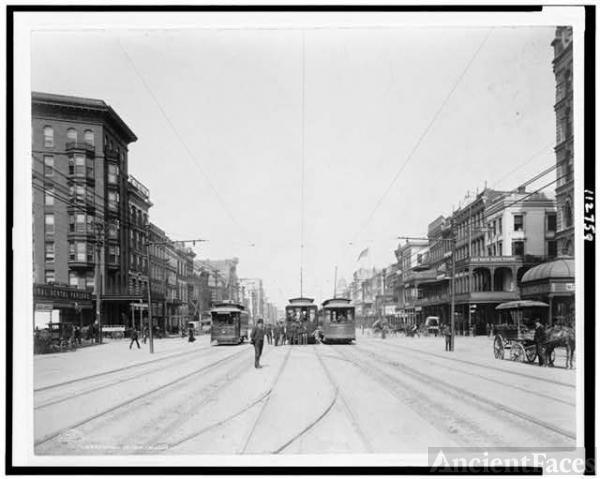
547,214,557,232
85,271,95,290
45,242,55,261
45,270,55,284
45,214,54,234
513,215,523,232
44,155,54,176
84,130,94,146
564,201,573,228
108,164,119,184
67,128,77,143
565,107,572,139
108,245,120,264
512,241,524,257
45,185,54,206
498,241,503,256
108,191,119,211
69,271,78,287
498,218,502,234
108,220,119,239
548,240,558,258
43,126,54,147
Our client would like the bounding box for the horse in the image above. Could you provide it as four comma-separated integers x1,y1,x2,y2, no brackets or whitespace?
543,326,575,369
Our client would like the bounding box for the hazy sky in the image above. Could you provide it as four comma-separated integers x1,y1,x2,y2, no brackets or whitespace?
31,24,558,309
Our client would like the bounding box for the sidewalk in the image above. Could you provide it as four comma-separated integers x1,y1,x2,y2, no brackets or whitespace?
34,335,212,390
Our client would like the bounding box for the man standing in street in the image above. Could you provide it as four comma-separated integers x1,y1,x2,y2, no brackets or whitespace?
130,327,141,349
534,319,546,367
250,318,266,368
444,324,452,351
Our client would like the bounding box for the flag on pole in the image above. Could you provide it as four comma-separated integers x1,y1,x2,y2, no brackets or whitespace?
357,247,369,262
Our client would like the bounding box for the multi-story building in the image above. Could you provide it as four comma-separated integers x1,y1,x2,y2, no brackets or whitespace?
415,188,556,334
394,239,429,325
32,92,137,327
239,278,265,321
147,222,168,329
123,175,152,327
552,26,574,256
201,258,240,303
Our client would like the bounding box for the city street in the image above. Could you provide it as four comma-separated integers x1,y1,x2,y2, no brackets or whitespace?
34,334,576,455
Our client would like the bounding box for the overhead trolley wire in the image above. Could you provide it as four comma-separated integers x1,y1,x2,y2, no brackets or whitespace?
349,29,493,246
116,37,251,241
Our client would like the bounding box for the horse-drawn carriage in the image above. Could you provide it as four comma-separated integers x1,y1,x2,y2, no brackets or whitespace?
493,300,575,368
34,322,77,354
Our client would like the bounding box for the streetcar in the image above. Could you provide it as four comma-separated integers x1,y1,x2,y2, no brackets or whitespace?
285,297,318,344
210,301,249,345
320,298,356,344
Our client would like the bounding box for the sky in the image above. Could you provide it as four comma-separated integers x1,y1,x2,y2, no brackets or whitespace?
31,23,559,309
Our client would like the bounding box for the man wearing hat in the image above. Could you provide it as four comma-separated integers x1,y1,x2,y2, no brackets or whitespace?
250,318,266,368
533,319,546,367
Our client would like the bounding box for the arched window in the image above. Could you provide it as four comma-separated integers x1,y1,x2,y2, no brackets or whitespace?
564,200,573,228
84,130,94,146
43,126,54,147
565,107,572,139
67,128,77,143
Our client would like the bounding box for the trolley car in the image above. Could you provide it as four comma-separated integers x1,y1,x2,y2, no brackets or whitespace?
320,298,355,344
210,301,249,345
285,297,318,344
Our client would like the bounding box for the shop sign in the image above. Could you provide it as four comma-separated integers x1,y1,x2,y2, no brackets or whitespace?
34,284,92,302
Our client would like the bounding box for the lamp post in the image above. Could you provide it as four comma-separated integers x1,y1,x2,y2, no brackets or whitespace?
93,222,105,344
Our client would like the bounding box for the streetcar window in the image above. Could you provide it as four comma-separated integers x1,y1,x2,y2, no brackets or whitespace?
213,313,235,325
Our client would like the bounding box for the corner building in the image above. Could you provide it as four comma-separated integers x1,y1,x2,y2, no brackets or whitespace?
32,92,137,326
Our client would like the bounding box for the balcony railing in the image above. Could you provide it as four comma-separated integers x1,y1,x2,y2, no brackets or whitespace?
66,141,95,153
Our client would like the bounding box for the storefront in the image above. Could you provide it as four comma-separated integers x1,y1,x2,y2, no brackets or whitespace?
33,284,93,329
520,257,575,326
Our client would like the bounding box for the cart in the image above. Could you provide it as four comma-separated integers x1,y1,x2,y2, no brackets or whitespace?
493,301,554,363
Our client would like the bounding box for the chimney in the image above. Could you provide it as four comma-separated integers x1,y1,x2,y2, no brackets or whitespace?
517,186,526,194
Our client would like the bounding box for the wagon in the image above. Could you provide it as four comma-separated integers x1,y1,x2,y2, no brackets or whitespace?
492,301,555,363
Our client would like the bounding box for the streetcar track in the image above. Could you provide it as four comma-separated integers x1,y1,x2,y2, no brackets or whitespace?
34,348,249,448
35,346,221,410
34,343,213,393
274,344,373,454
378,339,575,387
333,345,504,447
369,341,576,407
354,345,576,441
240,346,293,453
144,346,281,450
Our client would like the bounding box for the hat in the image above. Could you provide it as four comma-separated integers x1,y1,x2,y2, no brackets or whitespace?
257,318,264,324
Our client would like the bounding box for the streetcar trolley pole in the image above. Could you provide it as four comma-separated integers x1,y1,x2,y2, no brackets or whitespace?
144,229,207,354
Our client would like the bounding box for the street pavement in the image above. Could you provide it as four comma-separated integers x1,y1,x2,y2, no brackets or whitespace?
34,332,576,455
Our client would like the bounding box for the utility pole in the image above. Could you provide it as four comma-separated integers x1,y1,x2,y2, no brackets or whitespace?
93,222,105,344
333,266,338,298
145,225,154,353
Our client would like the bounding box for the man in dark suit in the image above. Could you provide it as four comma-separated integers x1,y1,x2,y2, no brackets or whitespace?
250,319,266,368
533,319,546,367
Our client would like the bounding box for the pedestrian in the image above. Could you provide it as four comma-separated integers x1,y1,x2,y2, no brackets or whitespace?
142,326,149,344
533,319,546,367
273,323,280,346
188,327,196,343
250,318,266,368
444,324,452,351
130,327,141,349
266,325,272,345
74,325,82,345
88,323,95,343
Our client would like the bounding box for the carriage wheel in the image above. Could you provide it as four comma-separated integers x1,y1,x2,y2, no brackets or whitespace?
510,343,526,363
525,345,537,363
493,335,504,360
550,349,556,364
